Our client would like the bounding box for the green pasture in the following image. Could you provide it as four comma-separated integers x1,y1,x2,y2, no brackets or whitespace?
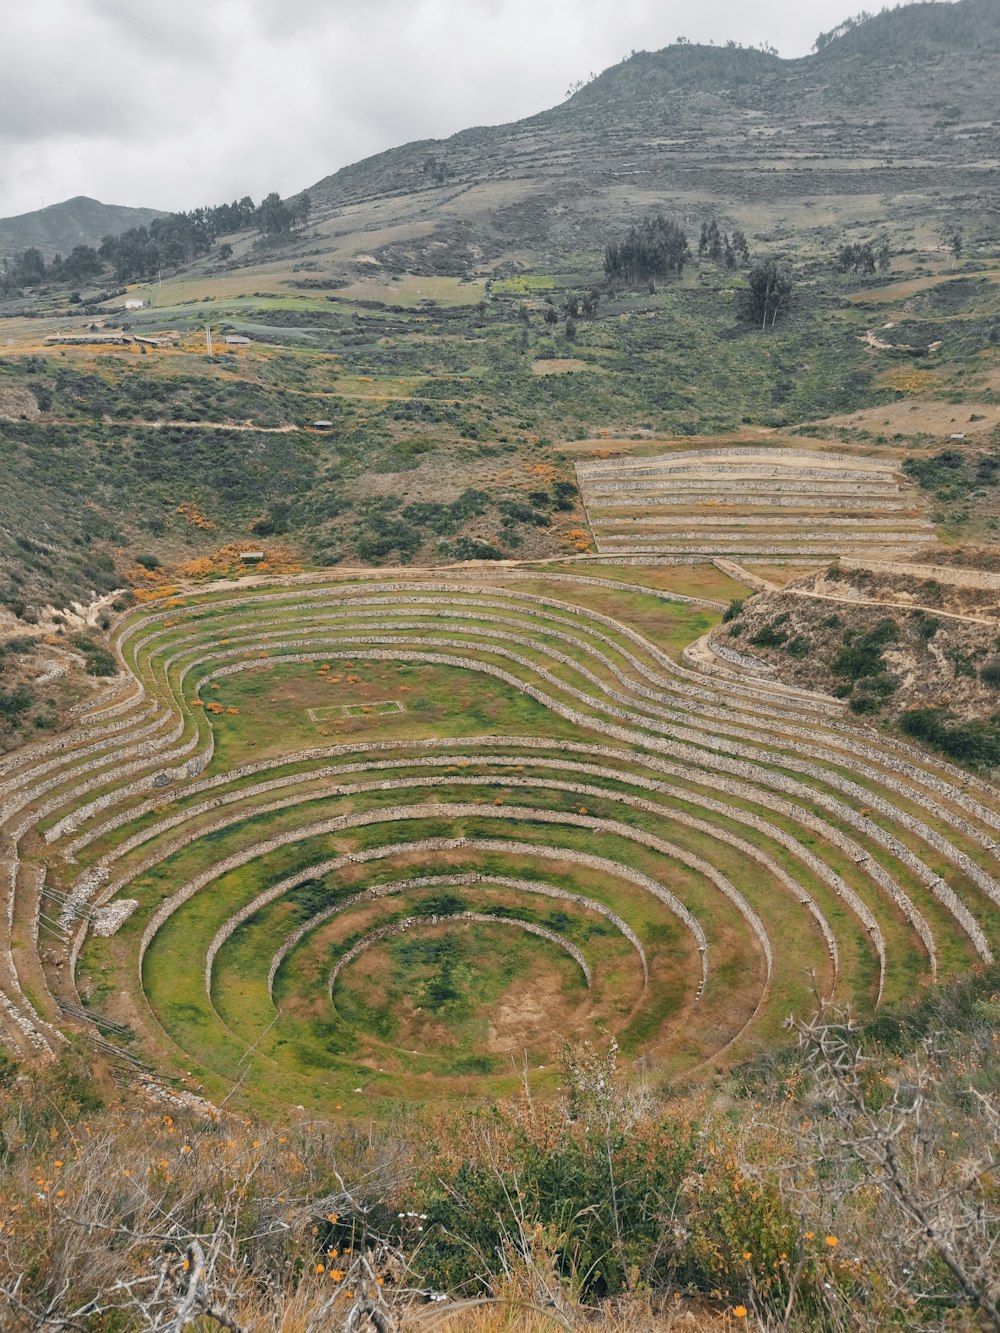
204,660,585,769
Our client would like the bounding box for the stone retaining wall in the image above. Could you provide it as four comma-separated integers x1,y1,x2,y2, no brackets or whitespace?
155,826,714,997
91,640,993,968
113,759,835,978
5,565,997,1060
265,873,648,994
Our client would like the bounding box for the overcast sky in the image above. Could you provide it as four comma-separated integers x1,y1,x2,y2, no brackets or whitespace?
1,0,907,219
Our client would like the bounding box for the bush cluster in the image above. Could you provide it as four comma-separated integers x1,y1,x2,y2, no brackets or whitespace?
900,706,1000,769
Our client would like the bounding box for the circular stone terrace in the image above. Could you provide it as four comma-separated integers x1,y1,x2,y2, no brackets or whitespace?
0,559,996,1113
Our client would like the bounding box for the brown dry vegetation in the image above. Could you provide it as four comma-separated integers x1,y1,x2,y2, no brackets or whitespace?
3,970,1000,1331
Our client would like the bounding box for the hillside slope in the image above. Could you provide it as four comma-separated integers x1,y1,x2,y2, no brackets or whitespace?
0,0,999,618
295,0,1000,263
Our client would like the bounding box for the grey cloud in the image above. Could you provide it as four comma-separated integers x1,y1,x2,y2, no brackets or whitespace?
89,0,234,62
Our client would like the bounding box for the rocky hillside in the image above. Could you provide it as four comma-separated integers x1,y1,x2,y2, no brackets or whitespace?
297,0,1000,259
1,0,1000,616
719,561,1000,767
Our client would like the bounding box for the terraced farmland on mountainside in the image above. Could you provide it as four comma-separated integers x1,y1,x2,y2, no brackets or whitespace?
1,0,1000,1126
1,563,998,1113
6,7,1000,1328
576,446,938,561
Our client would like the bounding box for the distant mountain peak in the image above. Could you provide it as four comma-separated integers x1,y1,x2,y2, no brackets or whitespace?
0,196,167,262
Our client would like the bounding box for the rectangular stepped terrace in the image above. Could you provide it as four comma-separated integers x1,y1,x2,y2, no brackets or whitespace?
576,447,937,562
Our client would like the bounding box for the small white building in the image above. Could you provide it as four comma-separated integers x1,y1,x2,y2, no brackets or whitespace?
124,299,144,311
225,335,251,346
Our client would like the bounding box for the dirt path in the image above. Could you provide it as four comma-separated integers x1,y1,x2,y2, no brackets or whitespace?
784,588,995,626
713,559,780,592
175,552,732,603
45,418,303,434
43,408,460,430
716,559,998,626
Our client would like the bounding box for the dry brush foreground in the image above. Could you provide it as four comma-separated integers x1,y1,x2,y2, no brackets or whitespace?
2,983,1000,1330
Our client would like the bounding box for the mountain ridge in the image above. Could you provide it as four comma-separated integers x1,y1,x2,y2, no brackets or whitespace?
3,2,993,269
0,195,167,263
299,0,999,237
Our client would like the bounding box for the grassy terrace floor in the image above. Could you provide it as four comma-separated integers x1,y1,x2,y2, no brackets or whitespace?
0,561,998,1115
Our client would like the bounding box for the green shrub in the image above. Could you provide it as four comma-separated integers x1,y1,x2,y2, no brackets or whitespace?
899,707,1000,769
356,524,422,563
0,685,32,719
2,637,34,655
947,645,981,679
402,489,489,537
418,1111,698,1300
69,633,117,677
831,619,899,682
445,537,503,561
785,635,811,658
850,693,884,715
750,623,788,648
499,500,550,527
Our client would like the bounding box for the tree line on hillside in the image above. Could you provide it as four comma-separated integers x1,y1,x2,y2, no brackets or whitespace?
672,35,779,56
747,258,793,329
603,215,690,285
836,237,891,275
604,211,793,330
698,219,750,269
813,2,991,55
830,233,971,278
0,190,311,294
814,10,879,50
